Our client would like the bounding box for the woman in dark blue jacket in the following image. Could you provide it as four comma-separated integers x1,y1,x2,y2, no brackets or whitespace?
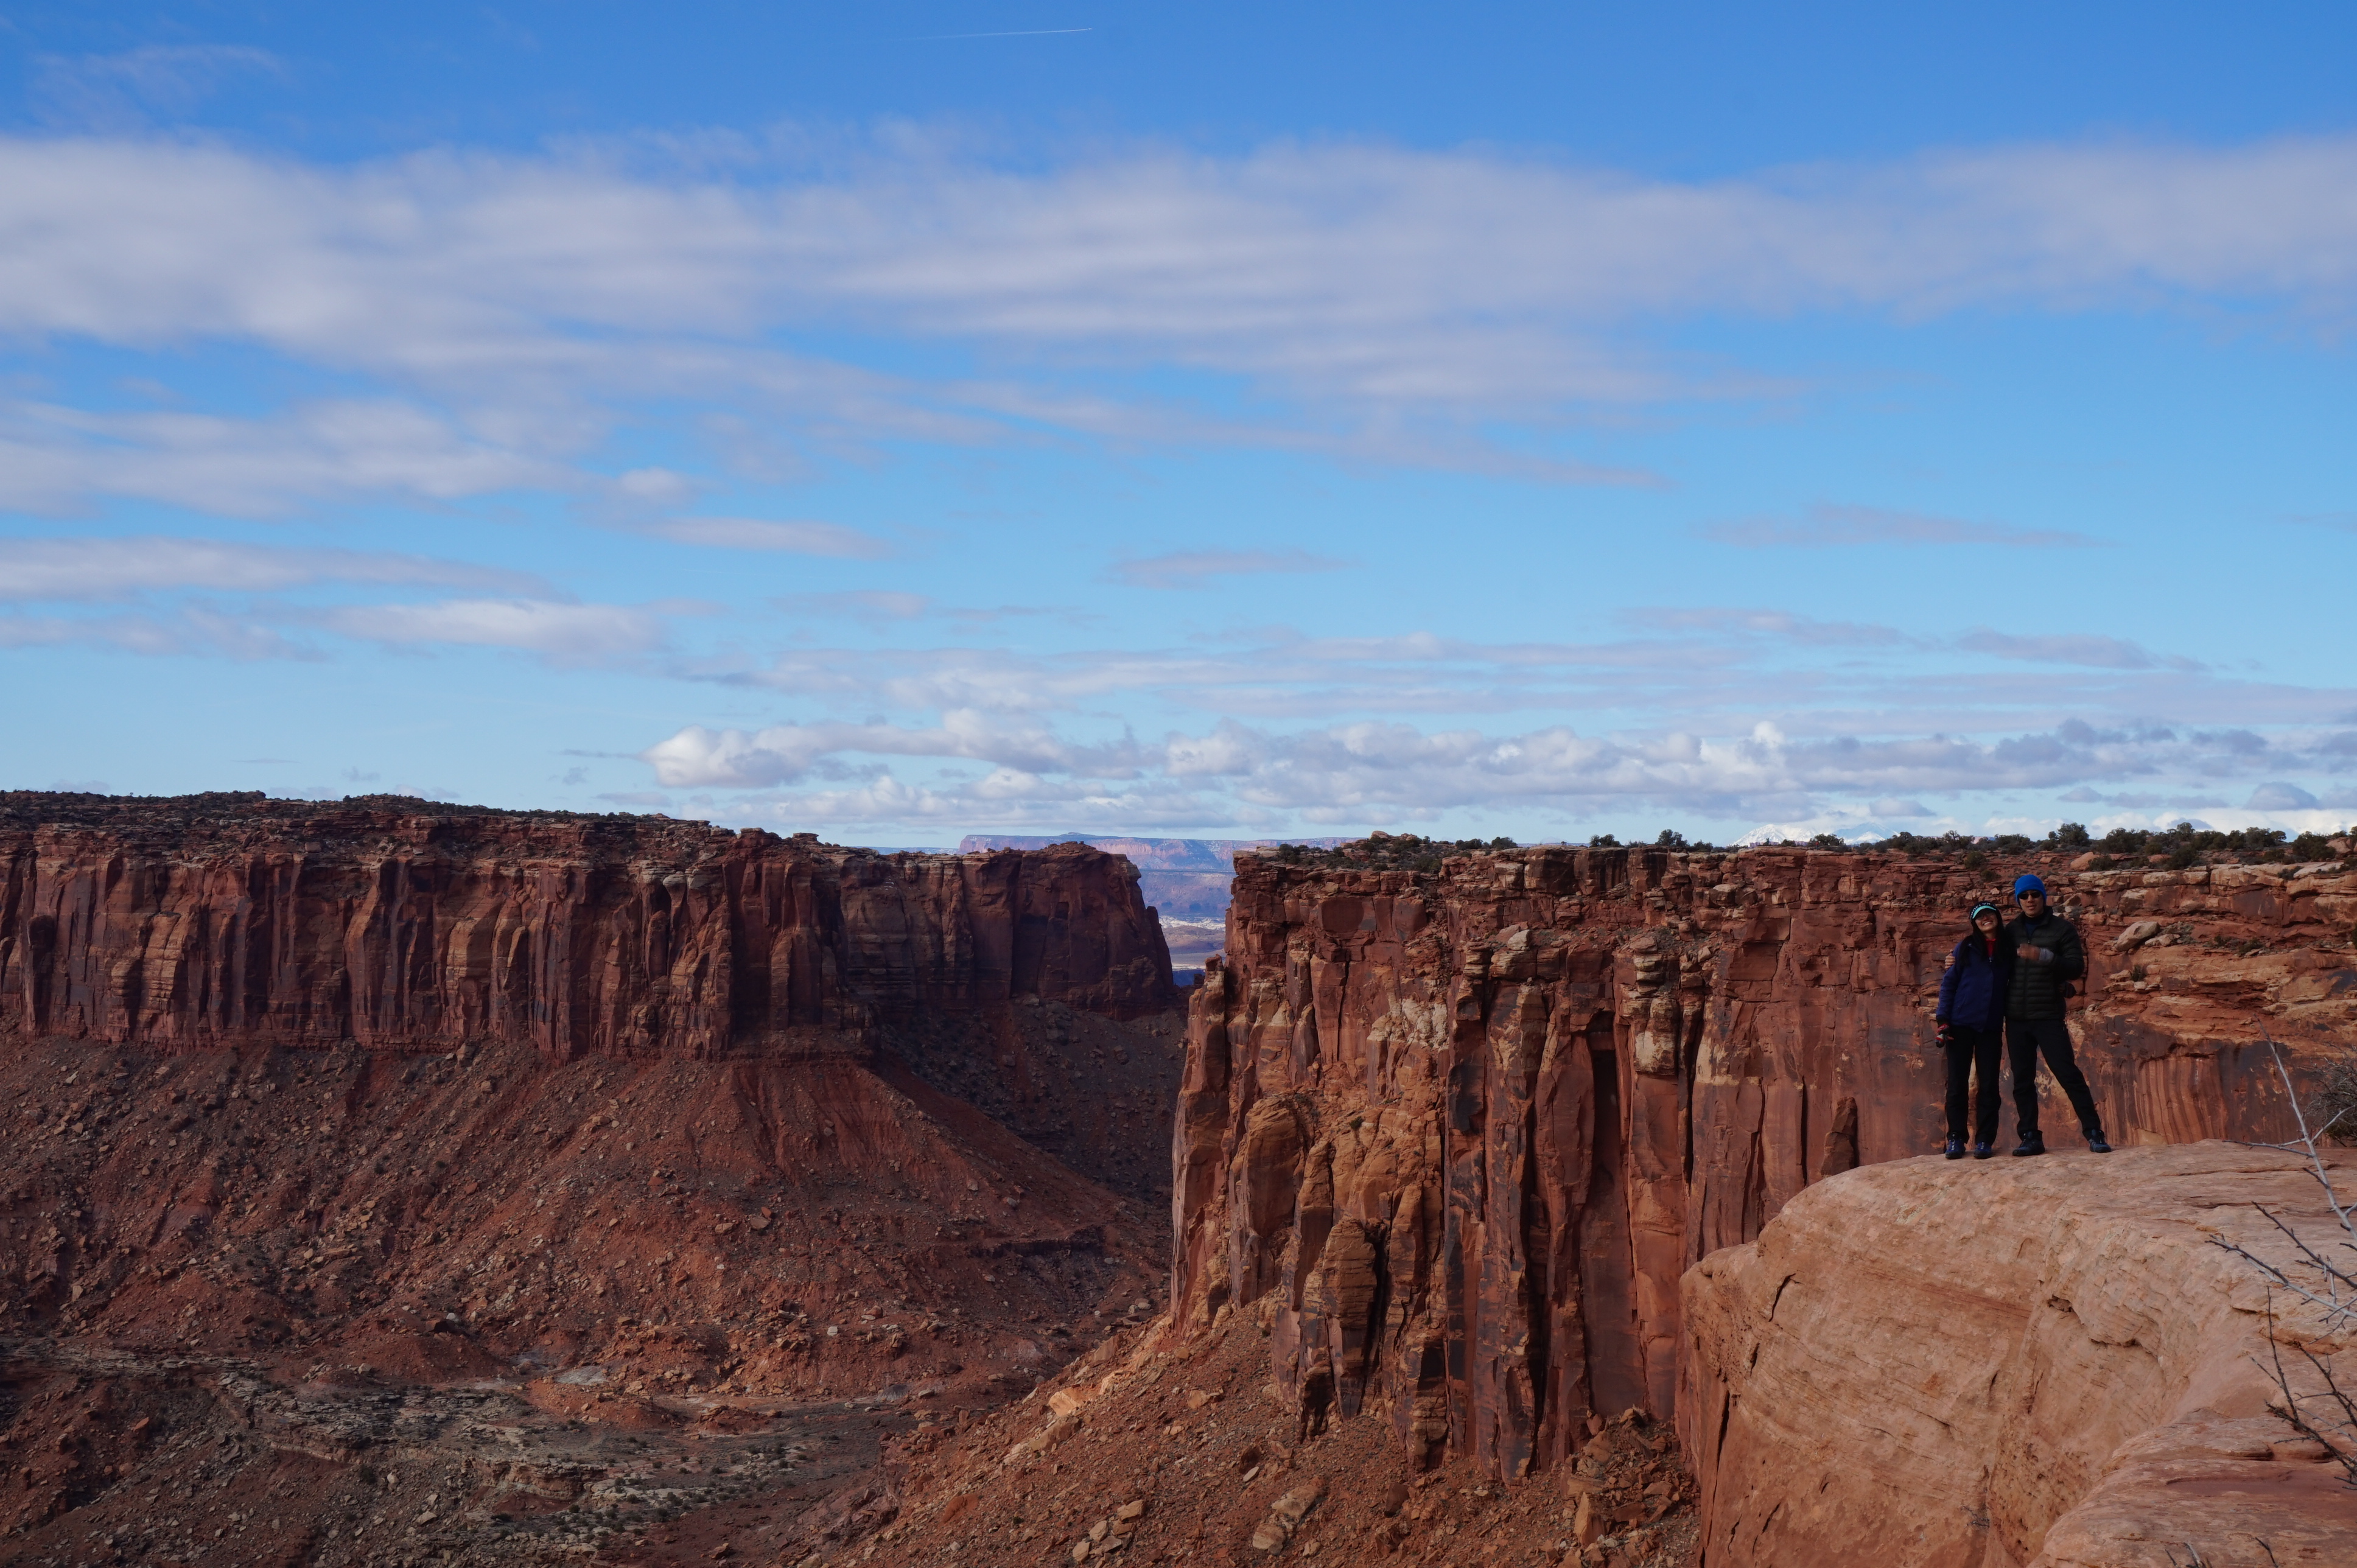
1935,901,2012,1160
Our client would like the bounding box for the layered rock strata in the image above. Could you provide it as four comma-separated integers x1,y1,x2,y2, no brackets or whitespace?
1681,1143,2357,1566
0,791,1175,1058
0,793,1188,1559
1170,845,2356,1483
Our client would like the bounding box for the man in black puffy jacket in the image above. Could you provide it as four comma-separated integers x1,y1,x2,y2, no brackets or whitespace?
2003,873,2110,1156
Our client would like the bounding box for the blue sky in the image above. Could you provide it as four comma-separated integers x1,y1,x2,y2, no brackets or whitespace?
2,3,2353,845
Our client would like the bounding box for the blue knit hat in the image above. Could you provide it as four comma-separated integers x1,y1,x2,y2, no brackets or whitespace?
2012,873,2047,898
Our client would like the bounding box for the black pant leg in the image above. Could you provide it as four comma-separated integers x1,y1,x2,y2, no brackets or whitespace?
1942,1039,1972,1141
2036,1019,2104,1134
1968,1027,2003,1145
2006,1017,2043,1136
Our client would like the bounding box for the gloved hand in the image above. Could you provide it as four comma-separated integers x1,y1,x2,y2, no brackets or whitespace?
1935,1025,1957,1049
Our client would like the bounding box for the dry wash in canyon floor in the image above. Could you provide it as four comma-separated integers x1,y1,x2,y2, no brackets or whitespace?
1,796,2353,1566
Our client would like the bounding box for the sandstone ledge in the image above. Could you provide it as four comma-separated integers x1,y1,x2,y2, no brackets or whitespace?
1679,1143,2357,1566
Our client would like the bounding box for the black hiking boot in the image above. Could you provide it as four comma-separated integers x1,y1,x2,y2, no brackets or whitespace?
1971,1141,1996,1160
1944,1138,1966,1160
2086,1128,2112,1153
2012,1131,2047,1157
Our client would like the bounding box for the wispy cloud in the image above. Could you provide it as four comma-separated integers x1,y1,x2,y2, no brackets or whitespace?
641,518,893,557
623,604,2357,831
0,536,544,601
1107,549,1350,590
772,590,932,620
643,710,2357,832
1633,607,1913,646
0,398,564,519
1957,629,2201,671
2247,781,2320,810
1699,503,2104,549
318,599,666,663
30,45,284,131
2,130,2356,514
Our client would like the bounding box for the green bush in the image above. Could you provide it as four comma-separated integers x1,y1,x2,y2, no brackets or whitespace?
2289,830,2345,861
1270,831,1515,872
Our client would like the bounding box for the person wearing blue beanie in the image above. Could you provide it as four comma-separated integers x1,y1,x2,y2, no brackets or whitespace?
2003,874,2109,1155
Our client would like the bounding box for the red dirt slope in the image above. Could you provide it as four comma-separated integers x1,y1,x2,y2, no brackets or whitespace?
0,794,1185,1566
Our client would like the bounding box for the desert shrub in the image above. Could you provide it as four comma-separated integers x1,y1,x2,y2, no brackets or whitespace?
2208,1046,2357,1483
2316,1048,2357,1148
1808,833,1847,850
2290,831,2345,862
1588,833,1620,848
1270,832,1513,873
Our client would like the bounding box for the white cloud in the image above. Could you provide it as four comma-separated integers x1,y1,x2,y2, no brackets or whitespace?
635,698,2357,833
0,536,542,600
0,398,564,518
30,45,284,131
643,517,892,556
1,128,2355,514
642,710,1142,787
1957,629,2201,671
2247,781,2320,810
0,604,312,660
321,598,665,662
772,590,933,620
1701,503,2104,550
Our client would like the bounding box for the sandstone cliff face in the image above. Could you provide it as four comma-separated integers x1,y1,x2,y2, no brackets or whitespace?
0,791,1176,1059
0,794,1187,1563
1682,1144,2357,1566
1169,844,2356,1483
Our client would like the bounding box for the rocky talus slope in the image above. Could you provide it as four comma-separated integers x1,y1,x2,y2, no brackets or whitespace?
0,793,1182,1566
860,844,2352,1568
1683,1143,2357,1567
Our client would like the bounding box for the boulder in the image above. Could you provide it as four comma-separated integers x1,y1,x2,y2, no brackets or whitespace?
1679,1143,2357,1566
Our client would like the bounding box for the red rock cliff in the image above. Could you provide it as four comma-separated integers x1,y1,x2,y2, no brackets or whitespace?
1169,844,2356,1482
0,791,1177,1059
1682,1144,2357,1566
0,792,1188,1564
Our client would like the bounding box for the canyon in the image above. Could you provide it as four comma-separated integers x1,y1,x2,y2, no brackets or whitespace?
0,792,1185,1565
958,835,1357,973
872,839,2356,1568
3,797,2353,1566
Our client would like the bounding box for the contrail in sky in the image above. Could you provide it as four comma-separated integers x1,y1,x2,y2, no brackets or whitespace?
903,27,1093,40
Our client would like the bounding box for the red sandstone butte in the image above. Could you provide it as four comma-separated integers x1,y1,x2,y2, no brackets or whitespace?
0,793,1190,1564
1683,1144,2357,1566
0,790,1176,1056
1169,843,2356,1486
